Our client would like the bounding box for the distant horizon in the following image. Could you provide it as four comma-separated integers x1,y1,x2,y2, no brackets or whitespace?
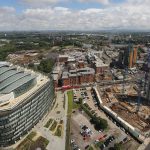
0,29,150,33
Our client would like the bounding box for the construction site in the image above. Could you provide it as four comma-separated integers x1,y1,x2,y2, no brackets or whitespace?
98,82,150,140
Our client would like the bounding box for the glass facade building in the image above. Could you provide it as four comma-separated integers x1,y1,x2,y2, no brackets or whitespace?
0,80,54,147
0,63,55,147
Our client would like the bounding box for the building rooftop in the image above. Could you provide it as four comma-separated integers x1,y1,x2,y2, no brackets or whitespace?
62,67,95,79
0,62,49,111
59,54,68,58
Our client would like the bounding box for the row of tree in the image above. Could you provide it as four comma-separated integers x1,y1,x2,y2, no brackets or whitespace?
80,103,108,130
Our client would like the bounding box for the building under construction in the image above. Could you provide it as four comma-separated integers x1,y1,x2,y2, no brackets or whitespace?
96,82,150,143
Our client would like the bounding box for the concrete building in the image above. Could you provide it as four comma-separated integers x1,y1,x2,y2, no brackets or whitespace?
0,62,54,147
86,52,108,74
51,64,61,88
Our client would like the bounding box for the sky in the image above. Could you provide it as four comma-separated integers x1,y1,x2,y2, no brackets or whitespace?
0,0,150,31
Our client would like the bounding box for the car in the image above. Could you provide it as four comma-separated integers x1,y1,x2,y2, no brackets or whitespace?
99,129,104,132
98,130,102,133
111,135,115,140
74,148,80,150
72,143,78,149
71,139,75,144
106,137,111,142
94,140,99,144
100,144,106,149
94,102,97,107
104,141,109,147
85,145,89,149
110,135,115,141
123,137,128,142
103,134,107,138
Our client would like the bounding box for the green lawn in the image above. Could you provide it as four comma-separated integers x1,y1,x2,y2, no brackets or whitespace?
55,125,62,137
65,90,74,150
50,120,57,131
26,131,37,141
88,146,94,150
67,90,73,115
44,118,53,128
67,90,80,111
16,133,49,150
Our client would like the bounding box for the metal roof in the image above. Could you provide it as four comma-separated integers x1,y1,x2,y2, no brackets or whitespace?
0,66,16,75
0,70,23,82
0,65,36,94
0,63,9,68
1,75,36,94
0,72,30,91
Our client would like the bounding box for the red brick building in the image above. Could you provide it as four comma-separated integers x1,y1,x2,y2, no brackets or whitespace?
58,55,68,63
62,67,95,86
93,62,109,74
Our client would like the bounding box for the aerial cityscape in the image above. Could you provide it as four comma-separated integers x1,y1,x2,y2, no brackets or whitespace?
0,0,150,150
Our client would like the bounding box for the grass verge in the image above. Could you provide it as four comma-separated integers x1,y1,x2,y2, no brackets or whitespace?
50,120,57,131
65,90,73,150
55,125,62,137
16,132,49,150
44,118,53,128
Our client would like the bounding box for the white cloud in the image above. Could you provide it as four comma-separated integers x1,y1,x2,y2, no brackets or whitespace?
78,0,110,5
0,0,150,31
22,0,110,6
23,0,61,4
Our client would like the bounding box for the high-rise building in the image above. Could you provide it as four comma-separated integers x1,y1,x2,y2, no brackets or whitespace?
146,49,150,105
133,47,138,65
129,48,134,68
0,62,54,147
146,75,150,105
123,46,138,68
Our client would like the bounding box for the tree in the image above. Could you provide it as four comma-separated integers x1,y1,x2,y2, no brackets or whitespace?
113,143,123,150
28,63,34,68
37,59,54,73
79,98,83,104
91,116,108,130
99,118,108,130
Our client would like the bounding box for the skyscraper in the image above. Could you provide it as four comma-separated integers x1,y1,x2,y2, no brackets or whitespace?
146,48,150,105
123,46,138,68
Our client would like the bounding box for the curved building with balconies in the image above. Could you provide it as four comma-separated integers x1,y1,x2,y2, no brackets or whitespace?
0,62,54,147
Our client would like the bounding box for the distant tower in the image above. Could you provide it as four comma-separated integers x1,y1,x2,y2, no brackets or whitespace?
146,76,150,105
123,35,133,68
146,48,150,105
129,47,134,68
133,47,138,65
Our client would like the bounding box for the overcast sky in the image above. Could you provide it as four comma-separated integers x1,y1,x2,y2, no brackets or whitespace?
0,0,150,31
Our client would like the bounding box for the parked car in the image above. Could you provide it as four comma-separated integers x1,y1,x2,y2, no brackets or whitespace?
85,145,89,149
71,139,75,144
